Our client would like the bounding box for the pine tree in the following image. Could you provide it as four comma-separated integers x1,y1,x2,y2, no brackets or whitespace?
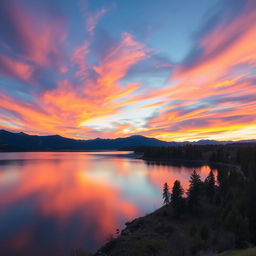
217,169,229,192
162,182,170,205
187,170,202,210
204,170,215,201
171,180,185,216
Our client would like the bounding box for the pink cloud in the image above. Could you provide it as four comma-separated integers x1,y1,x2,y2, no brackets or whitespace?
86,8,109,35
0,54,33,81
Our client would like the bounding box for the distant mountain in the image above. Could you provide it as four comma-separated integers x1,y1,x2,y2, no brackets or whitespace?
0,130,171,151
0,129,255,151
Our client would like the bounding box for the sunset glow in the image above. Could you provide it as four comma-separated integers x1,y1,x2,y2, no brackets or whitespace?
0,0,256,141
0,152,213,253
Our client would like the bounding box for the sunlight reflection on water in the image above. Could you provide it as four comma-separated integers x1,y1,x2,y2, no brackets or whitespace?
0,152,216,256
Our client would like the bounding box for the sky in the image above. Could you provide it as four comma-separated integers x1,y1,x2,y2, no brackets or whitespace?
0,0,256,141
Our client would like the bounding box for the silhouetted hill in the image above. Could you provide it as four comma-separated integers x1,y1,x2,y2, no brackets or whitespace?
0,130,255,151
0,130,172,151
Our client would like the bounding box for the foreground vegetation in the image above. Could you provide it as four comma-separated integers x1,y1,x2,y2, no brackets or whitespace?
75,143,256,256
217,248,256,256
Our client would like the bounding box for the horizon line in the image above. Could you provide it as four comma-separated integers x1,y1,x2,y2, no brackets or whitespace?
1,129,255,144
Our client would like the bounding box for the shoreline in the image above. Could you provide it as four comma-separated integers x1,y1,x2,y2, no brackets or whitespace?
92,157,244,256
140,156,241,171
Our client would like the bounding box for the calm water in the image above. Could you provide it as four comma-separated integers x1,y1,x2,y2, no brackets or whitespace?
0,152,215,255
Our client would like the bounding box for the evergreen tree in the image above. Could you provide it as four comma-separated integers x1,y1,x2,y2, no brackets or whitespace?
187,170,202,210
171,180,185,217
162,182,170,205
204,170,215,201
217,169,229,193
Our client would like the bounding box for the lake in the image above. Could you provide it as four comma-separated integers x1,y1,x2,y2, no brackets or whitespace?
0,152,216,255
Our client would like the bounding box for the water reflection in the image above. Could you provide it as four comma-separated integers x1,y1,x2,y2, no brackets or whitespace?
0,152,217,255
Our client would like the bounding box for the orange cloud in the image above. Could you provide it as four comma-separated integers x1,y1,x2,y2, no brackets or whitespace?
0,31,149,139
128,6,256,141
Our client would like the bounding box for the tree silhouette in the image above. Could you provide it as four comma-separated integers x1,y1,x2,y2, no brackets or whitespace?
162,182,170,205
187,170,202,210
171,180,185,216
204,170,215,201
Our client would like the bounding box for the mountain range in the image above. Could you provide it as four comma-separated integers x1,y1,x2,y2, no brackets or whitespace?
0,129,255,151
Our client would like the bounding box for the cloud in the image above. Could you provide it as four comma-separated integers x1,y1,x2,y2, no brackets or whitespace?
86,8,109,35
125,1,256,141
0,1,66,66
0,55,33,81
0,23,150,138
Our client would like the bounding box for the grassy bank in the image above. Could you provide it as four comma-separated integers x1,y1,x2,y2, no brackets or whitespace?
217,248,256,256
